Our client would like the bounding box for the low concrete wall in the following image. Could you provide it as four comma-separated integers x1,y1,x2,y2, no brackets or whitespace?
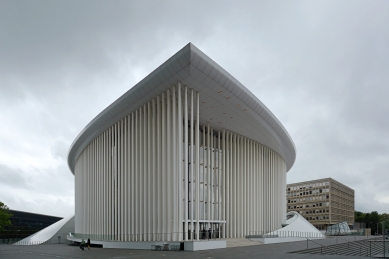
103,241,180,250
251,236,325,244
68,236,180,250
184,240,226,251
68,236,224,251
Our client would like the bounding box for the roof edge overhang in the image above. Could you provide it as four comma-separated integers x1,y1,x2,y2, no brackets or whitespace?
68,43,296,175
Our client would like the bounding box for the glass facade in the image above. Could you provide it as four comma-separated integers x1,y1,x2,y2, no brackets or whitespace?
0,210,62,243
326,221,352,236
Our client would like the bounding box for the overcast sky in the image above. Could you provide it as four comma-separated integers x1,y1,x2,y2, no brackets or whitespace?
1,1,388,218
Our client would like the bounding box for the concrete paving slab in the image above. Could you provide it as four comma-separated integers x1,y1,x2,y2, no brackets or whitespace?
0,236,377,259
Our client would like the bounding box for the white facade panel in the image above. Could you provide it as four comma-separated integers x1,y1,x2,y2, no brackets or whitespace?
74,84,288,241
70,44,294,243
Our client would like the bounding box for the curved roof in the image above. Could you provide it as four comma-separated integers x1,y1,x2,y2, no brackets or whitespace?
269,211,325,237
68,43,296,174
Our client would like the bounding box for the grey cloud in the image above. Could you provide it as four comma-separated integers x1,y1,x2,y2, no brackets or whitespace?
1,0,389,216
0,164,30,188
51,140,69,160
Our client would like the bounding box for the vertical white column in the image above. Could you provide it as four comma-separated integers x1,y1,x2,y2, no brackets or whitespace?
255,142,259,234
103,132,106,237
142,104,147,240
209,126,213,225
161,92,166,239
114,124,118,239
207,123,210,228
108,127,112,239
177,82,183,240
122,120,125,240
260,144,263,233
236,135,239,237
94,137,97,236
233,133,237,237
157,96,162,239
222,129,226,239
217,130,221,235
118,121,122,240
226,132,229,238
171,86,177,241
250,141,255,234
195,91,200,241
184,86,188,241
121,120,125,240
135,110,139,241
85,145,88,235
138,108,143,240
216,131,223,226
166,90,171,241
152,99,156,241
203,124,207,226
147,101,152,241
130,112,135,241
243,137,246,235
125,115,129,241
190,89,194,240
243,137,250,236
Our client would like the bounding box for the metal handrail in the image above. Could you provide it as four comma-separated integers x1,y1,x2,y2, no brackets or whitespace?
306,238,337,255
336,236,350,247
336,235,372,256
368,238,389,257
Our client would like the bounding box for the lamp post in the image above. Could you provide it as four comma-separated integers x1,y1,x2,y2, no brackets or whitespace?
376,222,378,235
382,221,387,258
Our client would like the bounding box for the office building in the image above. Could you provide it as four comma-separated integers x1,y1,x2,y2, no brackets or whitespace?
286,178,354,230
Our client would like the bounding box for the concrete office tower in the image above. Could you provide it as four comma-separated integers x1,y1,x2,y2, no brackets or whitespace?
286,178,355,230
68,43,296,242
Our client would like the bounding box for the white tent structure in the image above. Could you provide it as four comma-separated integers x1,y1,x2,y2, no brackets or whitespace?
251,211,325,244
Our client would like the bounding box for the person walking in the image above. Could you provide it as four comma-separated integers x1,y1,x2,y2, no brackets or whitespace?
87,238,90,250
80,239,86,250
208,228,212,240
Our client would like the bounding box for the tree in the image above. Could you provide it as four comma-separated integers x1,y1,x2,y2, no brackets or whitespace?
0,201,12,231
355,211,366,222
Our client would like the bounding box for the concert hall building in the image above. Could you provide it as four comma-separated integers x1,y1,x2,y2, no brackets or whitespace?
67,43,296,243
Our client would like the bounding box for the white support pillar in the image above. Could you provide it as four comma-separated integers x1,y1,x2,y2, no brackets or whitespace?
209,126,213,225
147,101,152,241
157,96,162,239
177,82,183,241
142,104,147,240
184,86,188,241
190,89,194,240
135,110,139,241
123,118,127,241
151,99,156,241
171,85,177,241
166,89,171,241
130,113,135,240
217,130,221,234
195,91,200,241
226,131,230,238
222,129,226,239
161,92,166,240
207,123,211,227
119,120,123,241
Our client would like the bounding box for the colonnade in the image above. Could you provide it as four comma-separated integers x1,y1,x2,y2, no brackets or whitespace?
74,82,287,242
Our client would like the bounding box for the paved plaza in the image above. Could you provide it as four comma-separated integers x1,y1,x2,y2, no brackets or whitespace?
0,236,374,259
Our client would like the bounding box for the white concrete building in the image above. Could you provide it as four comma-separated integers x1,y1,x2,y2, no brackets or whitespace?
67,43,296,243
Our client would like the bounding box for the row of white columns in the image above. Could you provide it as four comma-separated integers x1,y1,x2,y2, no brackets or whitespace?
74,82,287,241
